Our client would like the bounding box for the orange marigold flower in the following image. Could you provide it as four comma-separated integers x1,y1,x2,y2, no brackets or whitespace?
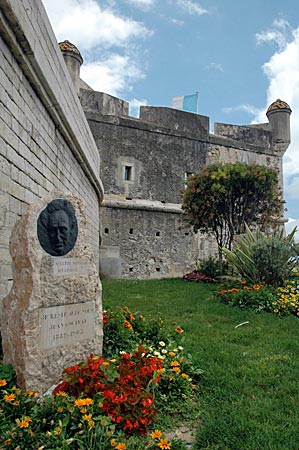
13,401,20,406
0,379,7,387
171,367,181,373
4,393,16,402
27,390,38,397
151,429,163,439
75,398,93,407
115,443,126,450
168,351,176,357
253,285,260,290
170,361,180,367
158,438,172,449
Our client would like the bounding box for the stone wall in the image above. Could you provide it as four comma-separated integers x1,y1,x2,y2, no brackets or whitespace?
99,201,198,279
0,0,103,302
82,99,290,280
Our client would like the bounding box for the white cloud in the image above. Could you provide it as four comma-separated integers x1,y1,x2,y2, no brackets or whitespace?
208,62,224,72
81,55,145,97
42,0,151,51
42,0,152,98
252,20,299,215
253,26,299,179
175,0,207,16
223,104,261,116
256,18,293,50
128,98,148,117
124,0,155,10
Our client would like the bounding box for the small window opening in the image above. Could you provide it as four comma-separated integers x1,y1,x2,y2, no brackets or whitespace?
156,267,161,272
156,231,160,237
104,228,109,234
124,165,132,181
160,200,165,204
129,228,133,234
185,232,189,236
126,197,132,200
129,267,133,272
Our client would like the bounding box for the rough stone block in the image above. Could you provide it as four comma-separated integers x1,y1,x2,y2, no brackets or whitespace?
1,191,103,393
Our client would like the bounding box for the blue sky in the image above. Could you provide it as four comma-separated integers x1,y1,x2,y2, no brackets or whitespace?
42,0,299,220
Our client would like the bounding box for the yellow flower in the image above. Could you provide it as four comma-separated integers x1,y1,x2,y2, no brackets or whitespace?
4,393,16,402
110,438,117,447
171,367,181,373
57,407,63,413
181,373,189,379
13,401,20,406
88,420,95,431
75,398,93,407
115,444,126,450
151,429,163,439
158,438,172,449
83,414,92,421
16,416,32,428
55,391,67,397
170,361,180,367
168,351,176,357
0,379,7,387
54,427,62,435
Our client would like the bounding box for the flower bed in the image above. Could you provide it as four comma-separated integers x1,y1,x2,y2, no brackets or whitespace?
0,307,201,449
216,278,299,317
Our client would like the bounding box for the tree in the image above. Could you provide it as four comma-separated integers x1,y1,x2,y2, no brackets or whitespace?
181,162,284,257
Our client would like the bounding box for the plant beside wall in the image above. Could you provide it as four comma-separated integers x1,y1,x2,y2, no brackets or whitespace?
181,162,284,264
222,224,297,287
0,307,200,449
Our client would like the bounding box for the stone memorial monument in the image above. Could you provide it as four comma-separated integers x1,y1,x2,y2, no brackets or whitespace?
1,192,103,393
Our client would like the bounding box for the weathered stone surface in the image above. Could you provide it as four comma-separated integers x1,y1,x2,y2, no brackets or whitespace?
1,191,103,393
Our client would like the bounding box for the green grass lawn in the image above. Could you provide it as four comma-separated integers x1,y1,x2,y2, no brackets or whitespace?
102,278,299,450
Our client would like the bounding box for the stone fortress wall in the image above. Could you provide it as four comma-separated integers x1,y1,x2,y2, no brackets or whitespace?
0,0,104,303
80,89,291,280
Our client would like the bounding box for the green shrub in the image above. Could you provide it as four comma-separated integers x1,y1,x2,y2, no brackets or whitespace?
251,237,294,287
222,224,297,287
197,256,222,279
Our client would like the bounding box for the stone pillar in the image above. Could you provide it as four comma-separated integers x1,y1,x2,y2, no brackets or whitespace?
59,41,83,96
1,192,103,393
266,99,292,154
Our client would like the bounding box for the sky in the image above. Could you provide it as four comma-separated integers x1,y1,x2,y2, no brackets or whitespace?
42,0,299,221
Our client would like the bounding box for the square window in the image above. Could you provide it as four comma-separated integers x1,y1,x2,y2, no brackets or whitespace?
124,165,132,181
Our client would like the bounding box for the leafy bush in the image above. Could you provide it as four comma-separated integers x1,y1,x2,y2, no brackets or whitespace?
53,346,162,436
197,257,222,279
103,306,187,358
222,224,297,287
251,237,295,286
103,307,202,412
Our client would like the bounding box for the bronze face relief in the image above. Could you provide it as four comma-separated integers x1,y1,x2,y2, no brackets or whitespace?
37,199,78,256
